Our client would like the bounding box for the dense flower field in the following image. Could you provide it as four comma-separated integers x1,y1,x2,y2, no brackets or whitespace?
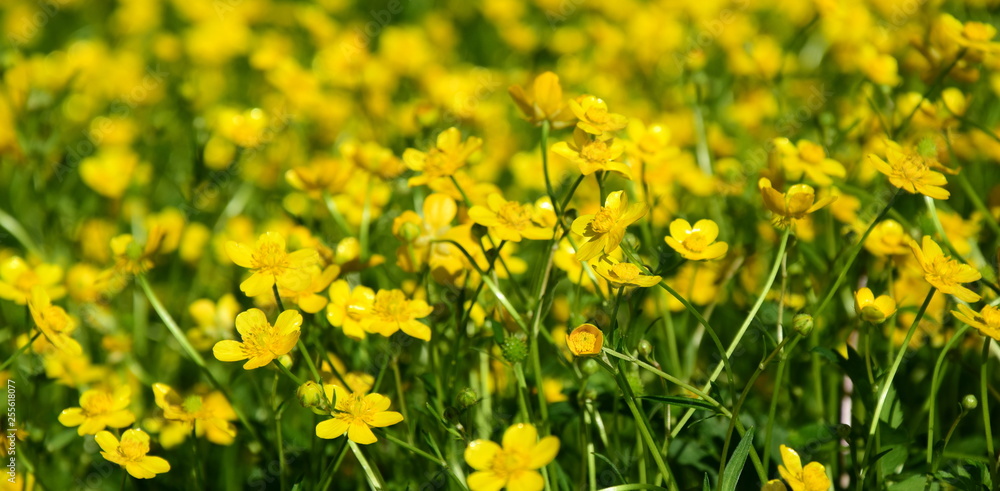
2,0,1000,490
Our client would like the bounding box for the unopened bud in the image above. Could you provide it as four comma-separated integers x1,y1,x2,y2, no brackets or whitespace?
580,359,599,376
398,222,421,242
297,381,328,415
793,314,814,336
501,335,528,364
456,388,479,409
637,339,652,357
963,394,979,411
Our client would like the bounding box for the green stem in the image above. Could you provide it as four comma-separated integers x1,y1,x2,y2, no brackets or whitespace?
814,188,900,318
540,120,559,216
360,177,373,260
763,336,800,471
449,175,472,208
322,192,354,237
864,288,936,477
0,332,40,371
384,433,469,490
984,338,995,461
927,324,971,465
349,440,385,490
602,348,730,417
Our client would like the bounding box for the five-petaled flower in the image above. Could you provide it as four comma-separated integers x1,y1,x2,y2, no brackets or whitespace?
594,256,661,288
213,308,303,370
225,232,319,297
552,128,632,178
664,219,728,261
58,386,135,435
464,423,560,491
868,147,950,200
571,191,646,261
469,194,554,242
854,288,897,324
777,444,831,491
403,127,483,187
953,304,1000,341
315,385,403,445
568,95,628,139
908,236,981,302
758,178,836,229
95,429,171,479
360,289,434,341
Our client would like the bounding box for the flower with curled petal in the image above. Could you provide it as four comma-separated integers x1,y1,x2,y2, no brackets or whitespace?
464,423,560,491
403,127,482,187
909,236,981,302
854,288,897,324
552,128,632,178
571,191,646,261
867,147,950,200
212,308,302,370
777,444,831,491
568,95,627,138
225,232,319,297
508,71,576,129
953,304,1000,341
758,178,836,229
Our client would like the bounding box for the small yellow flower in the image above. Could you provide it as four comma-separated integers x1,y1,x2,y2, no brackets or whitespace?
152,383,238,446
508,71,577,129
110,229,166,276
225,232,319,297
403,127,482,187
95,429,171,479
777,445,831,491
567,323,604,356
909,236,982,302
186,294,240,351
939,14,1000,54
571,190,647,261
285,157,355,198
469,194,554,242
863,219,910,257
551,128,632,178
58,386,135,435
664,219,728,261
953,304,1000,341
278,265,340,314
315,385,403,445
758,178,836,228
28,286,82,355
568,95,628,138
0,256,65,305
594,256,661,288
326,280,376,340
854,288,897,324
867,147,950,200
360,289,434,341
774,138,846,187
212,308,303,370
465,423,560,491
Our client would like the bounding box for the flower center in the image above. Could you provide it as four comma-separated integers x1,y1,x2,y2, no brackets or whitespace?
590,208,616,234
925,256,961,287
372,290,409,322
580,140,611,162
252,241,289,276
571,332,596,353
798,142,825,164
497,202,532,230
897,155,929,181
964,22,993,42
118,436,148,462
335,393,376,425
82,391,116,415
682,232,709,252
612,263,640,281
489,448,530,479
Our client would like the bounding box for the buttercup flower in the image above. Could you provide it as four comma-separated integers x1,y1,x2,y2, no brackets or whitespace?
469,194,554,242
213,308,303,370
571,191,646,261
360,289,434,341
664,219,728,260
152,383,238,445
326,280,376,340
908,236,981,302
568,95,627,138
0,256,65,304
594,256,661,288
58,386,135,435
403,127,482,186
95,429,170,479
315,385,403,445
508,71,576,129
777,444,831,491
854,288,896,323
567,323,604,356
551,128,632,177
774,138,846,186
867,147,950,200
225,232,319,297
758,178,836,228
864,219,910,257
28,286,82,355
953,304,1000,341
464,423,560,491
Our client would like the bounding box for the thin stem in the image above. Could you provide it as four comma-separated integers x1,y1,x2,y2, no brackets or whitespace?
384,433,469,490
863,288,936,478
984,338,995,461
349,440,385,490
322,192,354,237
449,175,472,208
0,332,40,371
603,348,730,417
540,120,559,216
927,325,971,465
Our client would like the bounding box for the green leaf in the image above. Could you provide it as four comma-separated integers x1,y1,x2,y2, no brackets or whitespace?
597,486,670,491
703,473,712,491
638,395,719,413
721,426,756,491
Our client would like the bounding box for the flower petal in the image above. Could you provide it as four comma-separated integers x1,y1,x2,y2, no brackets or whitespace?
464,440,502,470
316,418,349,439
502,423,538,452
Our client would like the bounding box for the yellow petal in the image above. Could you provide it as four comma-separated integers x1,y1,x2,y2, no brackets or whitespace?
348,421,377,444
502,423,538,452
224,241,254,268
464,440,502,470
370,411,404,428
240,273,274,297
212,340,246,362
779,445,803,476
467,470,505,491
528,436,560,469
94,431,119,453
316,418,349,439
506,470,544,491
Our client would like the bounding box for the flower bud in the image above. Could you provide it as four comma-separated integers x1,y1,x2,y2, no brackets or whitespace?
792,313,814,336
963,394,979,411
456,388,479,409
501,335,528,364
580,359,599,376
637,339,652,357
398,222,422,242
297,381,329,415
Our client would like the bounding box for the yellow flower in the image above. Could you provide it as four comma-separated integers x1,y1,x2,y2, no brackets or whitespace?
854,288,897,324
863,219,910,257
508,71,576,129
58,386,135,435
909,236,982,302
774,138,846,187
567,95,627,138
953,304,1000,341
464,423,560,491
360,289,434,341
867,147,950,200
762,480,788,491
469,194,554,242
326,280,375,340
939,14,1000,54
340,140,406,180
315,385,403,445
567,323,604,356
285,157,355,198
27,286,81,355
212,308,303,370
777,445,831,491
542,379,568,403
110,231,165,276
0,256,65,305
552,128,632,178
95,429,170,479
225,232,319,297
404,127,482,186
758,178,836,228
186,294,240,351
664,219,728,261
278,265,340,313
571,190,646,261
594,256,661,288
151,383,238,446
79,147,139,198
